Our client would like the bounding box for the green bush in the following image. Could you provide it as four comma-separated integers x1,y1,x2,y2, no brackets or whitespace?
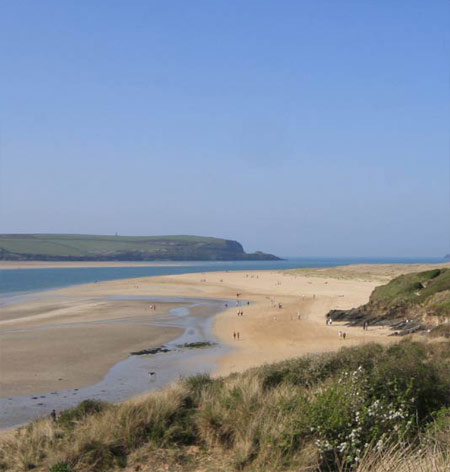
307,366,417,468
49,464,73,472
57,399,109,428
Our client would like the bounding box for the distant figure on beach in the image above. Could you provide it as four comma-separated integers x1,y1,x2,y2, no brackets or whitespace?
297,312,301,320
342,332,347,340
233,332,236,340
363,321,369,331
338,331,342,338
50,409,57,422
237,332,240,340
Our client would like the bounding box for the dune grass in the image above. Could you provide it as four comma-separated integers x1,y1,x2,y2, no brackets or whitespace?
369,268,450,315
1,339,449,472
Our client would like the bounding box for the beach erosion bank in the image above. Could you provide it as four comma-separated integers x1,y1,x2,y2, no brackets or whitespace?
2,262,448,428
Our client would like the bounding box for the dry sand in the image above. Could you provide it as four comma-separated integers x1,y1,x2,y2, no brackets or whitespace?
1,262,448,398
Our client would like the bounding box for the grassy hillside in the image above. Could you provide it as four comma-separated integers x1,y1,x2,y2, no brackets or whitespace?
0,234,280,261
328,268,450,335
1,340,449,471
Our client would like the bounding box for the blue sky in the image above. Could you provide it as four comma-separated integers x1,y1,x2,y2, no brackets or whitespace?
1,1,449,257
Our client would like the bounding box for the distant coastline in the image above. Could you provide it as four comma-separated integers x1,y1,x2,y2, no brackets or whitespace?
0,233,281,262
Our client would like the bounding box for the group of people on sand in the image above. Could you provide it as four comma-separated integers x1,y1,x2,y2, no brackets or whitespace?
236,309,244,316
326,316,348,339
148,304,156,310
327,318,370,339
233,331,240,340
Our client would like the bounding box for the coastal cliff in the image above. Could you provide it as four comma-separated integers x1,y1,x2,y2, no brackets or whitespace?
0,234,280,261
327,268,450,336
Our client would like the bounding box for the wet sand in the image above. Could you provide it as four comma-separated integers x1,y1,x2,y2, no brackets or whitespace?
2,262,447,403
0,298,230,429
0,299,185,397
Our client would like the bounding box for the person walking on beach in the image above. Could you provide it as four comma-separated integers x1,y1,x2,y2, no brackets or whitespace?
233,332,236,340
237,332,240,340
342,332,346,340
50,409,57,422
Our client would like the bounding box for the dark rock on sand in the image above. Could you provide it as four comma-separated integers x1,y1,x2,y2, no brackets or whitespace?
131,346,171,356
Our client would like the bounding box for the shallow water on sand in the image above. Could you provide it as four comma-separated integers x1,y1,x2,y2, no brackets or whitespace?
0,296,232,430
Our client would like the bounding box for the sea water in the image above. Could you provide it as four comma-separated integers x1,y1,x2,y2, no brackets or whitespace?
0,257,445,298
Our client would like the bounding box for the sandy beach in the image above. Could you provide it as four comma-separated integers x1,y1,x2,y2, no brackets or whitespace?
0,261,184,270
2,262,449,399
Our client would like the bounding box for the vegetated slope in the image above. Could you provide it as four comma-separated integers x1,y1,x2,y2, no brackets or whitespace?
328,268,450,336
0,234,280,261
1,340,449,471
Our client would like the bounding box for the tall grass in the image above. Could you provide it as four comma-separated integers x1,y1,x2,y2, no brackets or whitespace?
1,339,449,472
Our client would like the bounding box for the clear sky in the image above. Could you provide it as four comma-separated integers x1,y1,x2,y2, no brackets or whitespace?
1,1,449,257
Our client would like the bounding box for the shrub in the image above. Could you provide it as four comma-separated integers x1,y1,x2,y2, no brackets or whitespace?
57,399,109,429
308,366,417,468
49,464,73,472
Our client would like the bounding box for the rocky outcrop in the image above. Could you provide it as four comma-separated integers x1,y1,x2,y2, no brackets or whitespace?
326,268,450,336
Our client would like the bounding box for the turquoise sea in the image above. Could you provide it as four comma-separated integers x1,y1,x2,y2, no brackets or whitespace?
0,257,446,297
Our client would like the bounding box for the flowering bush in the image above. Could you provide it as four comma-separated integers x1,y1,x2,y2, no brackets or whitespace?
309,366,417,467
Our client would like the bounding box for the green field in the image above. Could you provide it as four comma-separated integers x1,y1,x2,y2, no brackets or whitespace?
0,234,280,261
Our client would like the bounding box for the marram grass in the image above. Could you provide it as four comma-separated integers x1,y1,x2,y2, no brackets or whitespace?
1,339,449,472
